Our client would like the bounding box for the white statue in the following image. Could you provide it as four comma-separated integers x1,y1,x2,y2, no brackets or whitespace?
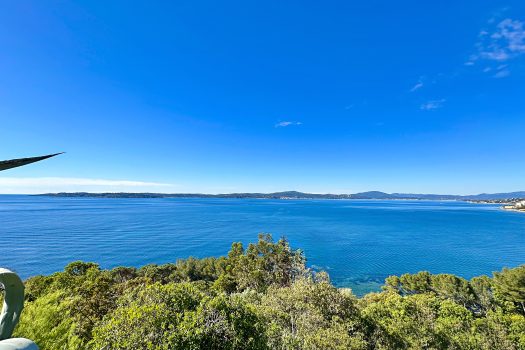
0,269,38,350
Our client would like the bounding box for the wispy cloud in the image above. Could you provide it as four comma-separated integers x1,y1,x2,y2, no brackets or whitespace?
467,18,525,75
420,99,446,111
410,82,424,92
494,68,511,78
411,14,520,109
0,177,175,194
275,121,302,128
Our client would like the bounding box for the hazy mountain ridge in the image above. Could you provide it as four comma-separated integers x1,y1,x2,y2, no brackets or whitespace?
39,190,525,201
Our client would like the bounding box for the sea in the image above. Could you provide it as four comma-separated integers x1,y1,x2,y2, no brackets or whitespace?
1,195,524,295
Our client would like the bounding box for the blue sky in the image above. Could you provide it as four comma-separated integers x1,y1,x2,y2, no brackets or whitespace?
1,1,524,194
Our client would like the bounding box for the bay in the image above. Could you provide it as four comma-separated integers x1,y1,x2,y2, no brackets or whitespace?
1,195,524,295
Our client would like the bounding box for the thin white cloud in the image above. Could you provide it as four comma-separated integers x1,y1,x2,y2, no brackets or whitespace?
410,82,424,92
482,62,510,77
0,177,175,194
275,121,302,128
420,99,446,111
494,69,510,78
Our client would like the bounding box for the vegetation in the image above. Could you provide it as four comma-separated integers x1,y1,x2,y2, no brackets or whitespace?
12,234,525,349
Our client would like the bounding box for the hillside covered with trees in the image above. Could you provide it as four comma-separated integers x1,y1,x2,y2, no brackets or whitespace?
11,234,525,349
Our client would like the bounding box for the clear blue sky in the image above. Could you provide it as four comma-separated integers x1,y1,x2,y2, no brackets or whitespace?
1,1,524,194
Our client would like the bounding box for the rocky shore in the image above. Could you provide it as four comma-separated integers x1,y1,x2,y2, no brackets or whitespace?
503,200,525,212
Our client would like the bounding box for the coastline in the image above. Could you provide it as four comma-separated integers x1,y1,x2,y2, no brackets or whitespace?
501,199,525,213
32,190,525,202
502,206,525,213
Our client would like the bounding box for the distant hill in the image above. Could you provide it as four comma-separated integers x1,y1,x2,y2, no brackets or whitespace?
460,191,525,200
38,190,525,201
352,191,394,199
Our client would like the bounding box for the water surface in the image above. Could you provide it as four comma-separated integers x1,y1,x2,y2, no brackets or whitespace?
1,195,524,295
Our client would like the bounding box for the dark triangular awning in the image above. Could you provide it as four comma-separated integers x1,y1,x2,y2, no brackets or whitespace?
0,153,63,172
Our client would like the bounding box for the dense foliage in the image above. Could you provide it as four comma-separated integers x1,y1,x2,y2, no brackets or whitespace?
11,234,525,349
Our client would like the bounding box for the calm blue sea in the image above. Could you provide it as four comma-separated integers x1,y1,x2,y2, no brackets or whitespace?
1,195,524,295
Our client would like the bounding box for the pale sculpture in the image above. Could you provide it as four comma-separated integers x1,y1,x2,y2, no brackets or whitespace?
0,270,37,350
0,153,62,350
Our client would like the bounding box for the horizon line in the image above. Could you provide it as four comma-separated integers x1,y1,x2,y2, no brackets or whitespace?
4,189,524,197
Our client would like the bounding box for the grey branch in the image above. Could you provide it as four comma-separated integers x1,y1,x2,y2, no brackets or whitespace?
0,153,63,172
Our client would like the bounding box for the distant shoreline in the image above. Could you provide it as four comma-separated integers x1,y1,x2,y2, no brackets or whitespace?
34,191,525,202
501,205,525,213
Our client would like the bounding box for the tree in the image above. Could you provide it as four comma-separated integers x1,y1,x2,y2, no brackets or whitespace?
473,310,525,350
430,274,475,308
215,234,307,293
178,295,267,350
470,275,495,314
91,282,205,349
257,276,365,350
360,292,475,350
493,265,525,315
13,291,84,350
